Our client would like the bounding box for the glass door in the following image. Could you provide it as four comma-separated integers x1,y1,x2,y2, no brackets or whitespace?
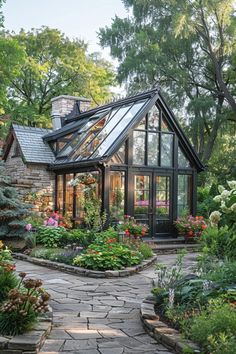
133,174,151,232
132,172,173,237
154,173,173,236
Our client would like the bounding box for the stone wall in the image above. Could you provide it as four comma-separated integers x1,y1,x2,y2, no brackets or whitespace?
5,139,55,213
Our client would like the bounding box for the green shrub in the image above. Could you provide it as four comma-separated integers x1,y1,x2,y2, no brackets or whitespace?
74,242,143,271
24,232,37,249
66,229,96,247
188,302,236,354
0,268,19,304
197,186,217,218
201,226,236,260
35,227,68,248
138,243,153,259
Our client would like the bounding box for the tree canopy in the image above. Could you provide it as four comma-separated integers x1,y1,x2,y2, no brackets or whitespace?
99,0,236,165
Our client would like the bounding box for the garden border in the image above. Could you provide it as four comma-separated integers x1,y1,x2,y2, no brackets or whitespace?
13,253,157,278
140,295,201,354
0,307,53,354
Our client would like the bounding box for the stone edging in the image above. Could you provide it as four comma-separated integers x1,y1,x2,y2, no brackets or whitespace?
0,307,53,354
140,296,201,353
13,253,157,278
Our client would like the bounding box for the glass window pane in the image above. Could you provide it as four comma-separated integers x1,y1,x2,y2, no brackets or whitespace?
161,115,171,131
156,176,170,218
136,116,146,130
65,174,74,216
91,100,147,159
110,171,125,220
148,105,159,131
133,131,145,165
110,143,126,164
148,133,158,166
178,146,190,168
134,175,149,216
177,175,192,216
161,133,173,167
56,175,64,212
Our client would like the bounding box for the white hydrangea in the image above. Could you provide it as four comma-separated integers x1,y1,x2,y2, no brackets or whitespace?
227,180,236,190
209,211,221,224
213,195,222,203
230,203,236,212
220,189,231,200
218,185,225,193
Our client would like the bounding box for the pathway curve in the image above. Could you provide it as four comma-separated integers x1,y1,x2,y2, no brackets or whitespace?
16,253,198,354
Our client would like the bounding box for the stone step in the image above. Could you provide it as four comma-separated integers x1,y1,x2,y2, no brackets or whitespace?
143,240,200,255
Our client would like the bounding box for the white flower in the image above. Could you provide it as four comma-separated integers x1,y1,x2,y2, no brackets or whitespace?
230,203,236,212
220,190,231,200
218,185,225,193
209,211,221,224
213,195,222,203
227,180,236,190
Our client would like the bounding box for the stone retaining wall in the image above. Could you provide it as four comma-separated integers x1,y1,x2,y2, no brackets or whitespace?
140,296,201,353
0,309,52,354
13,253,157,278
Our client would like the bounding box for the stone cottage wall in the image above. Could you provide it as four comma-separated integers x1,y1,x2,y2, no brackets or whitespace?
4,139,55,213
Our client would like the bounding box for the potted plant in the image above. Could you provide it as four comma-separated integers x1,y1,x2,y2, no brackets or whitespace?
118,215,149,239
174,215,207,242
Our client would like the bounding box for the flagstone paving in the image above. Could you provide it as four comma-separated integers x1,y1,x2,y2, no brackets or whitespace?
15,252,198,354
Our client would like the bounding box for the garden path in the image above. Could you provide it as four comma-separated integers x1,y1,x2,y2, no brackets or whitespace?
16,253,198,354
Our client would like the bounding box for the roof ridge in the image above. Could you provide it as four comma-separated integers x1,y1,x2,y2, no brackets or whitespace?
12,123,52,133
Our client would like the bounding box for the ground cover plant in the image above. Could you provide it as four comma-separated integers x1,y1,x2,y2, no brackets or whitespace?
0,241,50,336
152,181,236,354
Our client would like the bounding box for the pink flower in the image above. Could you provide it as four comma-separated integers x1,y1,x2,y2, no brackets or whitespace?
25,223,32,231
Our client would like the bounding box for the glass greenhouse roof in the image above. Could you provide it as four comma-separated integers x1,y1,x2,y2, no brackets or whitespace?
53,95,151,165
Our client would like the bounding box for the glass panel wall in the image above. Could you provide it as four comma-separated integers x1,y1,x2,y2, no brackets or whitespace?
134,175,150,224
133,131,145,165
65,174,74,215
110,143,126,164
178,146,190,168
156,176,170,218
148,133,158,165
177,175,192,216
56,175,64,212
110,171,125,220
160,134,173,167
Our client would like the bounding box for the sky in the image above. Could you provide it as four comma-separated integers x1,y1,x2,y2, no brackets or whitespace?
2,0,128,62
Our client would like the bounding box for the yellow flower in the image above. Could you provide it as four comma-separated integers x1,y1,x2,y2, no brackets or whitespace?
0,240,3,249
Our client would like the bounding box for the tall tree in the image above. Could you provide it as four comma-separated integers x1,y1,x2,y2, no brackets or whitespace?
99,0,236,163
5,27,115,127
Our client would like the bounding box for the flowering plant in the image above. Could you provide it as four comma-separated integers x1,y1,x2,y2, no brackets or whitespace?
175,215,207,240
210,180,236,229
118,215,149,237
44,211,72,229
69,173,97,186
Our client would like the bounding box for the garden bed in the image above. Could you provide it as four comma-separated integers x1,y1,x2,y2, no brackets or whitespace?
140,296,200,354
13,252,157,278
0,308,53,354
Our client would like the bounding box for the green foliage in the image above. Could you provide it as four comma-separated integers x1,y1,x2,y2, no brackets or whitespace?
99,0,236,168
24,232,37,249
188,302,236,354
30,247,61,260
138,243,153,259
24,213,44,228
2,27,115,130
197,186,217,218
74,242,143,271
0,162,30,237
30,247,83,265
65,228,96,248
0,268,18,305
35,226,68,248
201,226,236,260
0,310,37,336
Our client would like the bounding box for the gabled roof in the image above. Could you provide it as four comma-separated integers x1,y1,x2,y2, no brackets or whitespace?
3,124,54,164
46,88,204,172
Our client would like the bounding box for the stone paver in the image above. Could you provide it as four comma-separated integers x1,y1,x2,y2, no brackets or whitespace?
15,252,198,353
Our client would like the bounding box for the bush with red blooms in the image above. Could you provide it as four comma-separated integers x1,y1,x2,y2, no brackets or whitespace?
118,215,149,238
175,215,207,240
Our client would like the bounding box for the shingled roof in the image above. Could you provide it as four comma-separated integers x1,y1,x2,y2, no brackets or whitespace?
12,124,54,164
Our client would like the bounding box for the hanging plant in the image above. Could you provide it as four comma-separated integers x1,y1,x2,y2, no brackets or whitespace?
69,173,97,187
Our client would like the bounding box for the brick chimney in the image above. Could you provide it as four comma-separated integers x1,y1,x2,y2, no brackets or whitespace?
51,95,91,130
